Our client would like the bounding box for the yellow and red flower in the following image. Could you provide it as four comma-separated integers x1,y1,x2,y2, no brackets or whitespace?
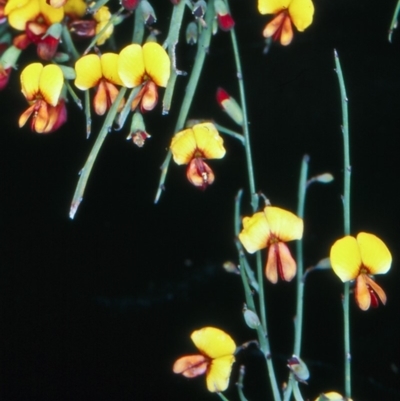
330,232,392,311
239,206,303,283
5,0,86,59
74,52,125,116
173,327,236,393
258,0,314,45
170,122,226,189
117,42,170,112
19,62,67,133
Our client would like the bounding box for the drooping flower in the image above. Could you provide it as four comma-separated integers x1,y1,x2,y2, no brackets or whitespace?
170,122,226,189
258,0,314,45
19,62,67,133
74,53,125,116
239,206,303,283
117,42,170,112
173,327,236,393
330,232,392,311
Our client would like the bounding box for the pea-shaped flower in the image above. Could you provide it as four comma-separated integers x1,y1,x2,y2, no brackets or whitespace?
173,327,236,393
19,63,67,133
258,0,314,45
118,42,170,112
74,53,125,116
330,232,392,311
170,122,226,189
239,206,303,283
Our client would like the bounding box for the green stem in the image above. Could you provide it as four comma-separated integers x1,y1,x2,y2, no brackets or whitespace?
162,0,187,114
132,4,145,44
69,88,127,219
61,25,80,61
284,155,309,401
84,90,92,138
389,0,400,42
154,0,215,203
235,191,282,401
214,123,245,144
217,392,230,401
236,365,248,401
334,49,351,400
228,21,257,211
294,155,309,356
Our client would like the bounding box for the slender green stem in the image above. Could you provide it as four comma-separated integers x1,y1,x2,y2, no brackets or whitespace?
284,156,309,401
214,123,245,144
234,191,282,401
334,49,351,400
389,0,400,42
154,0,215,203
217,392,230,401
64,80,82,110
84,90,92,138
236,365,248,401
61,25,80,61
228,23,257,211
294,155,309,356
132,4,145,44
69,88,127,219
162,0,187,114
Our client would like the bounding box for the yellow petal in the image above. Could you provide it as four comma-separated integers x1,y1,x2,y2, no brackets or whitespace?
355,274,370,311
172,355,208,377
264,206,303,242
206,355,235,392
192,123,226,159
314,392,344,401
39,64,63,106
39,0,64,25
239,211,270,254
258,0,290,15
288,0,314,31
95,20,114,46
142,42,171,87
266,242,296,283
330,236,361,282
5,0,40,31
170,128,197,165
118,44,145,88
101,53,124,86
21,62,42,101
357,232,392,275
191,327,236,359
74,54,103,90
63,0,87,18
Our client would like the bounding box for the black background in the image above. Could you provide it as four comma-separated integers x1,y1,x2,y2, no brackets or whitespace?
1,0,400,400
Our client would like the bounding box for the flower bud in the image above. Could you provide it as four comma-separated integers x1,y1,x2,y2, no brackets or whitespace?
243,305,260,329
214,0,235,31
216,87,243,125
287,355,309,382
186,21,198,45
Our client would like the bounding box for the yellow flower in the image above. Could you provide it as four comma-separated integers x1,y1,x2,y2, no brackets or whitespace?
239,206,303,283
258,0,314,45
74,53,125,116
5,0,64,31
19,62,66,133
93,6,113,46
330,232,392,311
170,122,226,189
117,42,170,111
173,327,236,393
